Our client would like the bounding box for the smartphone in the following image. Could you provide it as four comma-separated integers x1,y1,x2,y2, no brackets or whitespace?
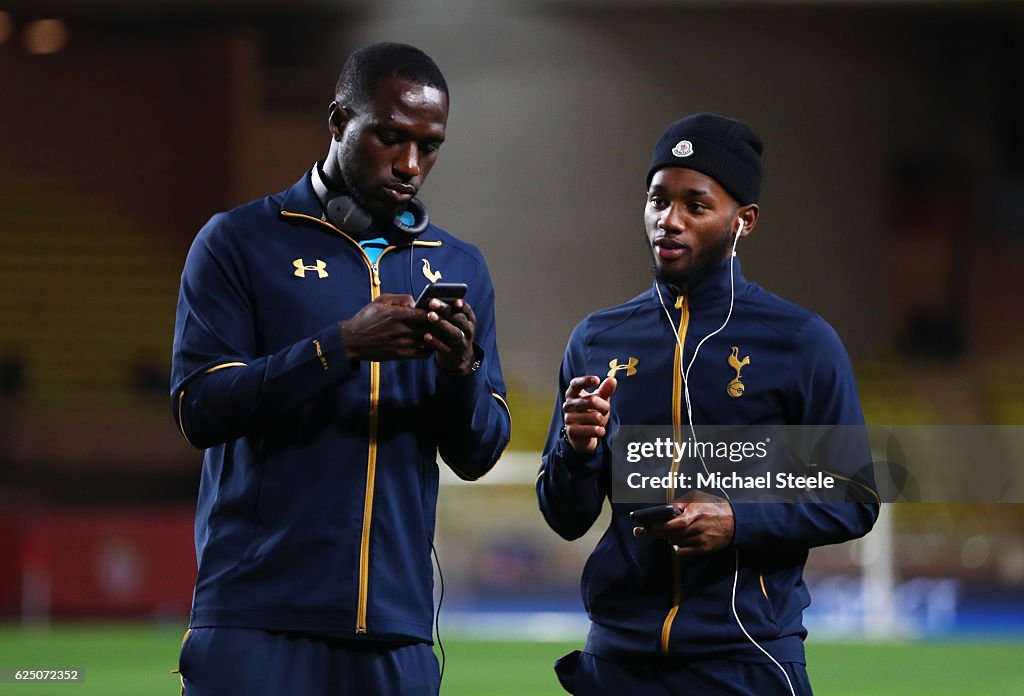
628,504,681,527
415,282,468,310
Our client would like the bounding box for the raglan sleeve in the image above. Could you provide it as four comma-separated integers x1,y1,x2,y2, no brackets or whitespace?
433,253,512,480
170,214,357,449
536,321,609,541
730,315,880,552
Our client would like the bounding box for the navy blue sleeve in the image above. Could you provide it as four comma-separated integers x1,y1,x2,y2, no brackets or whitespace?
731,316,879,552
434,256,512,480
170,216,356,449
536,321,609,541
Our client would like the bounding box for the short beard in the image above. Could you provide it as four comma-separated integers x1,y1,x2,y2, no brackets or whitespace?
332,145,394,224
646,221,733,289
336,170,378,217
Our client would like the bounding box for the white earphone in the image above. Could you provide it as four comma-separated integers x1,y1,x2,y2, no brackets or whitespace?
733,218,745,256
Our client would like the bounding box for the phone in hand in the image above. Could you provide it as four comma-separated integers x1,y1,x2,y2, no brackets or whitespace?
415,282,468,310
628,504,681,527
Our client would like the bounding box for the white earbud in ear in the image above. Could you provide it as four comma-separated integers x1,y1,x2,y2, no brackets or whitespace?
732,219,744,257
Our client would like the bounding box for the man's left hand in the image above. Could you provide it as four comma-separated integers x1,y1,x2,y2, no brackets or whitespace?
424,298,476,374
633,490,735,557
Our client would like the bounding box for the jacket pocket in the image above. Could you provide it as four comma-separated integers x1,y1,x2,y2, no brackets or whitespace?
752,567,780,632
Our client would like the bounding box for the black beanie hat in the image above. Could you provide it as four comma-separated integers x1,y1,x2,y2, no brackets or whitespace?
646,113,764,205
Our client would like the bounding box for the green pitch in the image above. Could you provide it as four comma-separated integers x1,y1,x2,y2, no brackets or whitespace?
0,623,1021,694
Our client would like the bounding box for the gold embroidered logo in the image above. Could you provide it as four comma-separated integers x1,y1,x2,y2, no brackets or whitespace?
727,346,750,397
313,339,328,370
607,357,638,377
421,258,442,283
293,258,328,279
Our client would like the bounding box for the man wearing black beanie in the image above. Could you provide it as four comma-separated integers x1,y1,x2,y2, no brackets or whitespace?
537,113,878,695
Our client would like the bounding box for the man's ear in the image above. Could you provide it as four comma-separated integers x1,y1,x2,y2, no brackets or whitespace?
328,101,350,141
737,204,759,236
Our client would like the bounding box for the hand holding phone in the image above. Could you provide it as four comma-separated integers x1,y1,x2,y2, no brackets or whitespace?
415,282,468,310
628,504,681,527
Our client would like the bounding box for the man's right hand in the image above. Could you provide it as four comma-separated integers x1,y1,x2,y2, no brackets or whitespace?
562,376,617,453
340,294,433,362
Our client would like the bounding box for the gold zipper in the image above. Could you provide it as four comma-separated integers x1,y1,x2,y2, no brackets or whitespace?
659,293,689,655
281,210,381,634
356,238,442,629
280,209,444,634
354,244,428,632
280,211,449,633
358,344,380,632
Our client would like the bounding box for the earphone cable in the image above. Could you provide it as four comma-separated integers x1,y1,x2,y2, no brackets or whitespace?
653,224,796,696
430,538,446,686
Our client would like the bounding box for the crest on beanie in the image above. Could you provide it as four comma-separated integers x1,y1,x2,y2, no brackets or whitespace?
671,140,694,158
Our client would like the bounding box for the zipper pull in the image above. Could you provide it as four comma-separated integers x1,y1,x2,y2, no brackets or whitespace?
674,295,684,310
371,264,381,287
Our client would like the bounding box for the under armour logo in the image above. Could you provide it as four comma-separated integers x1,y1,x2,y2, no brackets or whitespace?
607,357,638,377
293,258,328,279
421,258,442,283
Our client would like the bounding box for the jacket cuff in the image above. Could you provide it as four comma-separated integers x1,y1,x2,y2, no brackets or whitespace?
555,436,604,476
307,323,354,383
434,344,487,393
728,500,768,551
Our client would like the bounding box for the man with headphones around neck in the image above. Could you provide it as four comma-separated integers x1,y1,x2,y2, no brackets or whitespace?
537,113,879,695
171,43,511,695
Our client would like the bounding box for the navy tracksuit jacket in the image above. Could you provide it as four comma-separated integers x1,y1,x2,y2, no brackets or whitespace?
171,172,511,643
537,259,878,664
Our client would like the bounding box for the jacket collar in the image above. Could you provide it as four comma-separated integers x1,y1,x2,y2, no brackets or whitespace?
654,256,745,307
279,167,328,221
278,166,437,246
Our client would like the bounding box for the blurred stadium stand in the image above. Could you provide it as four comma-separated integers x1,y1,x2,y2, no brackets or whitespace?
0,0,1022,640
